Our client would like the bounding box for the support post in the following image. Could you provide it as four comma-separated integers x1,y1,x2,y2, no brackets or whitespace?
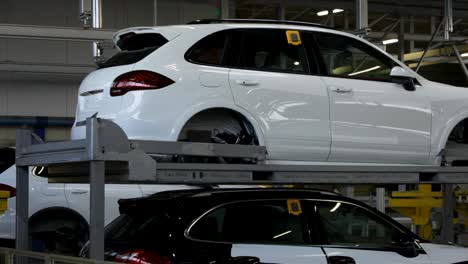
415,18,445,72
452,45,468,82
441,184,454,244
15,130,31,253
279,0,286,20
399,17,405,61
221,0,230,19
376,188,386,213
92,0,102,58
409,16,415,52
87,117,105,260
356,0,368,30
153,0,158,25
89,161,105,260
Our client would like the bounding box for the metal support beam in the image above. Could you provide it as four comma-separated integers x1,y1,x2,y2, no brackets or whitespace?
15,130,31,254
279,0,286,20
445,0,453,41
356,0,368,30
376,188,386,213
89,161,105,260
441,184,454,244
409,16,415,52
399,17,405,61
369,13,389,27
153,0,158,25
415,18,446,72
221,0,231,19
291,8,311,20
452,45,468,82
92,0,103,58
0,24,114,41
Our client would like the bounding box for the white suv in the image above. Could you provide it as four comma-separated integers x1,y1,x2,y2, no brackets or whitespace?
72,19,468,166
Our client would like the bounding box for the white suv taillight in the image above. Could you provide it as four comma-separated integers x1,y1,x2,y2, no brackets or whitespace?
110,70,175,97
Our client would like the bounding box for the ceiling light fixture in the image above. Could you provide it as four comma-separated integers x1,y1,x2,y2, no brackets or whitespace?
333,9,344,14
461,52,468,57
317,10,329,16
382,39,399,45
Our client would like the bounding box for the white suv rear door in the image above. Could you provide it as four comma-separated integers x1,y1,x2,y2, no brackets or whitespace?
228,29,330,161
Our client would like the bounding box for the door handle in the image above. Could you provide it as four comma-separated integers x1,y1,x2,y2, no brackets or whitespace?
330,86,353,93
70,189,88,194
230,256,260,264
235,80,259,86
328,256,356,264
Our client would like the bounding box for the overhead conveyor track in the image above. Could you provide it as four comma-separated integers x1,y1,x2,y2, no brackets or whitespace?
14,117,468,260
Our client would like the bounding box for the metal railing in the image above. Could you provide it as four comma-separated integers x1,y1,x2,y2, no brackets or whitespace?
0,247,115,264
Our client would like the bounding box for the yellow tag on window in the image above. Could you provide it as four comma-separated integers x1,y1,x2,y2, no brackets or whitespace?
287,199,302,215
286,30,302,45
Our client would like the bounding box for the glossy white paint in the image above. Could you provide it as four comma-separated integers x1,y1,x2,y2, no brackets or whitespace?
0,166,196,240
71,23,468,165
323,247,431,264
420,243,468,263
324,77,432,164
231,244,328,264
229,69,330,161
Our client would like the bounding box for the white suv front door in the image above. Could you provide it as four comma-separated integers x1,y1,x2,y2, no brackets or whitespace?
312,32,432,164
229,29,330,161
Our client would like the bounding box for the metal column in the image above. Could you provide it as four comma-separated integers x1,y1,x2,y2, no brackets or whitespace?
398,17,405,61
153,0,158,25
221,0,231,19
92,0,102,58
441,184,455,244
279,0,286,20
15,130,31,252
87,118,105,260
356,0,368,30
89,161,105,260
376,188,386,213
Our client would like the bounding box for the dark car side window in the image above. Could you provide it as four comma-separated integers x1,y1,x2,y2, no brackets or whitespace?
188,200,310,245
316,201,406,248
313,32,396,81
185,30,232,66
239,29,313,75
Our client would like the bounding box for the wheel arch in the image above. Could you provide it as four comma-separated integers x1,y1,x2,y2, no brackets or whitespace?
174,105,266,146
434,111,468,161
29,207,89,231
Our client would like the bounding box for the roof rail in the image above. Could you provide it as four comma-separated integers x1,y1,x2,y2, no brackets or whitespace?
187,19,333,29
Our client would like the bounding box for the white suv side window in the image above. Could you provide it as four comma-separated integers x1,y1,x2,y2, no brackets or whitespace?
240,30,312,74
314,33,396,81
316,201,405,248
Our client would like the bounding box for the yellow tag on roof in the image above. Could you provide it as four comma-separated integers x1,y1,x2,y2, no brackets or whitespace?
286,30,302,45
287,199,302,215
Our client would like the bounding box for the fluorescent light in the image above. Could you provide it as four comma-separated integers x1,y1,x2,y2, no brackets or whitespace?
333,9,344,14
382,39,399,45
317,10,329,16
348,65,381,76
462,52,468,57
273,230,292,239
330,202,342,212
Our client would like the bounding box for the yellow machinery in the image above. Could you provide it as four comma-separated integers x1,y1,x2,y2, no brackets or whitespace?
0,191,11,214
389,184,468,240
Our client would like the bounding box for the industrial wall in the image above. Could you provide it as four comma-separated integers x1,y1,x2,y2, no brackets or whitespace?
0,0,218,147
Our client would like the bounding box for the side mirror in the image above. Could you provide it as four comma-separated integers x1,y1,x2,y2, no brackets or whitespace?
390,66,416,91
391,238,419,258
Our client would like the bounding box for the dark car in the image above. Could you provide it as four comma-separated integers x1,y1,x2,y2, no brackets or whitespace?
81,188,462,264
